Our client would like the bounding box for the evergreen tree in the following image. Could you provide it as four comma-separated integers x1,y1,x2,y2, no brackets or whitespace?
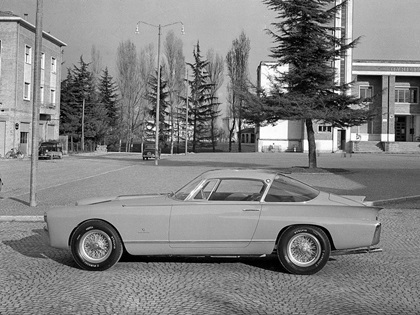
262,0,374,168
60,56,109,149
60,69,79,140
186,42,215,152
99,67,119,127
146,67,170,147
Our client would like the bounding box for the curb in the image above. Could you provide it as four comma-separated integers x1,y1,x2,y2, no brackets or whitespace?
371,195,420,206
0,216,44,222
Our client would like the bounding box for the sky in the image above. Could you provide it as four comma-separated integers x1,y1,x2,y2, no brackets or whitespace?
1,0,420,86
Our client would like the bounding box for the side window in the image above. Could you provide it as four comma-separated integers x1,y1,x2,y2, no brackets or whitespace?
208,179,265,201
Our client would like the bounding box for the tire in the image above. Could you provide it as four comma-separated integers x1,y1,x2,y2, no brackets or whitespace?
277,225,331,275
70,220,123,271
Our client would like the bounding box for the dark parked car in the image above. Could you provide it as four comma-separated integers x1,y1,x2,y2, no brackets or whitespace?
38,141,63,159
142,143,155,160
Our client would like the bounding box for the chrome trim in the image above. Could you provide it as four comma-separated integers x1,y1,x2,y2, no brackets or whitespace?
331,247,382,256
372,222,382,246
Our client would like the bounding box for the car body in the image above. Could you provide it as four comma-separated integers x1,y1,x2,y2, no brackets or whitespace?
38,141,63,159
44,169,382,274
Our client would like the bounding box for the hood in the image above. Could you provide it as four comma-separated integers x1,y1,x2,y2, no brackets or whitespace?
75,193,170,206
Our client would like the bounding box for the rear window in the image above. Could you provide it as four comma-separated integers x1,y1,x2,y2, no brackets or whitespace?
264,175,319,202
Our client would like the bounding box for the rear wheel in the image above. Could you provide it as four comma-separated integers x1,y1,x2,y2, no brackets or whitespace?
70,220,123,271
277,225,330,275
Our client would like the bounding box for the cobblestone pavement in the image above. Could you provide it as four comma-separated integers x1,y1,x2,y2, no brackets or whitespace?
1,208,419,315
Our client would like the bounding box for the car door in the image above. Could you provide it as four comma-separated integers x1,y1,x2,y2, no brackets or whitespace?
169,178,264,250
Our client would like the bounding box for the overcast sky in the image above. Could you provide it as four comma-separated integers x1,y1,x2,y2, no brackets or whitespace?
1,0,420,79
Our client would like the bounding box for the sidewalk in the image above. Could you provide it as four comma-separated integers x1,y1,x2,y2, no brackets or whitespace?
1,152,419,221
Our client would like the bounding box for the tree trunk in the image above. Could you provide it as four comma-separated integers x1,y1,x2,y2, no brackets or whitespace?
305,119,317,168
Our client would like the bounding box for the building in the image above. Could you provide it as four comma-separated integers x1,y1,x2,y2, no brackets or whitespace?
0,11,66,157
351,60,420,152
256,0,420,154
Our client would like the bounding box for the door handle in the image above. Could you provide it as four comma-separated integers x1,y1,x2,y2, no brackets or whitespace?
242,208,260,212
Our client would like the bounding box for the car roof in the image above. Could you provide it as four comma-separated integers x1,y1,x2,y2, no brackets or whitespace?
200,169,279,181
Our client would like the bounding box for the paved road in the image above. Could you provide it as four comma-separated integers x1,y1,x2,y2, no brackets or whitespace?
1,152,419,216
1,208,419,315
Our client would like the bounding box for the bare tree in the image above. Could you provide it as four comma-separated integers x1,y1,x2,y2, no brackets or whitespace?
90,45,102,88
116,40,144,151
205,49,224,152
138,44,156,146
163,30,185,154
226,30,251,152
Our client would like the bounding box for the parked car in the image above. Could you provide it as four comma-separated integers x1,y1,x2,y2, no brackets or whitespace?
44,169,382,274
38,141,63,159
142,143,155,160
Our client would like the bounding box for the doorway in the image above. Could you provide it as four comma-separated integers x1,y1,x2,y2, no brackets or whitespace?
337,129,346,151
395,116,407,142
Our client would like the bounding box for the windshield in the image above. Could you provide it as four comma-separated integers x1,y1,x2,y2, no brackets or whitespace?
264,175,319,202
173,175,203,200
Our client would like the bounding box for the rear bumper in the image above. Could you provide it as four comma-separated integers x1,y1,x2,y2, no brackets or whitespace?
331,247,382,256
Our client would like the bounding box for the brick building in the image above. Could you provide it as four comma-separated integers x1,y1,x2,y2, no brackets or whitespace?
0,11,66,157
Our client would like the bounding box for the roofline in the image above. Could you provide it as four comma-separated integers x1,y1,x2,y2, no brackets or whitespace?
0,16,67,47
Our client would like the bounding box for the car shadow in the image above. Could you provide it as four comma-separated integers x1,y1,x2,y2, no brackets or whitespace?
3,231,338,273
2,229,75,268
120,252,286,273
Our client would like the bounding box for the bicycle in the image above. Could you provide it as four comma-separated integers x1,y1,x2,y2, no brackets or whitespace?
5,148,24,159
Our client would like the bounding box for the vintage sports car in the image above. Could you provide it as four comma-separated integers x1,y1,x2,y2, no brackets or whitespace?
44,169,382,275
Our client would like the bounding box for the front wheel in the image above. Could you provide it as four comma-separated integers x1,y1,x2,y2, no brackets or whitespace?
277,226,330,275
70,220,123,271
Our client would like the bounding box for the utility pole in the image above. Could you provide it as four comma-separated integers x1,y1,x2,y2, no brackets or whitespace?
29,0,43,207
135,20,184,165
185,68,189,155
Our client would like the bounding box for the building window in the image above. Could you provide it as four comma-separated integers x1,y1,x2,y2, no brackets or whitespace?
318,125,332,132
0,40,2,77
40,86,44,104
51,57,56,73
24,82,31,100
50,89,56,104
25,45,32,64
359,85,373,103
395,87,418,104
20,132,28,144
41,53,45,69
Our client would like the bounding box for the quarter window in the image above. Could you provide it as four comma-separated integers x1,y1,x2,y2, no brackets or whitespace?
395,87,418,104
265,175,319,202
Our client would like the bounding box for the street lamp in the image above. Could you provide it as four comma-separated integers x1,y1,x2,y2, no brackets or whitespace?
136,20,184,166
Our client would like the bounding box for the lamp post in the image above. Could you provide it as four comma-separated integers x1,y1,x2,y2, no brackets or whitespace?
185,68,189,155
136,20,184,166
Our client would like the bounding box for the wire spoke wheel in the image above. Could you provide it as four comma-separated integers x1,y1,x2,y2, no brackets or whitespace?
287,233,321,267
277,226,331,275
79,230,112,263
71,220,123,271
